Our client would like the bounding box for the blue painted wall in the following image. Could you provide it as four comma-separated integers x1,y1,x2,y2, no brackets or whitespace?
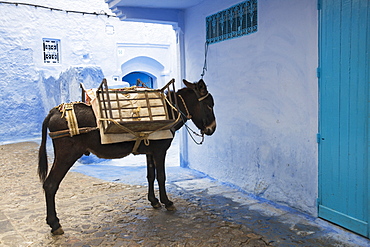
0,0,177,144
0,62,103,144
0,47,44,143
0,0,112,143
183,0,319,215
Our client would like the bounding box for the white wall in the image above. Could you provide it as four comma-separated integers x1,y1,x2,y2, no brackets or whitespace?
117,39,177,89
183,0,318,215
0,0,177,143
0,0,177,79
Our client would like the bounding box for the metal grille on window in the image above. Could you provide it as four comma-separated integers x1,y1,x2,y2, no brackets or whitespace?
43,39,60,64
206,0,257,44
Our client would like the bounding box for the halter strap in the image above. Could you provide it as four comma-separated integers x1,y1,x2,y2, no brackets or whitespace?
198,92,209,101
178,94,192,119
177,93,205,145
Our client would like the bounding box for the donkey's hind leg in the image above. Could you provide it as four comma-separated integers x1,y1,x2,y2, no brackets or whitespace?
43,140,85,235
146,155,161,208
152,151,176,211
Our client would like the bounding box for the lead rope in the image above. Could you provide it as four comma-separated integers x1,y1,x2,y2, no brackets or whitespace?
200,41,209,79
185,124,204,145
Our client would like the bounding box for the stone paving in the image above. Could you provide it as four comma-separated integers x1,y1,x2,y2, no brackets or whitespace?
0,142,369,247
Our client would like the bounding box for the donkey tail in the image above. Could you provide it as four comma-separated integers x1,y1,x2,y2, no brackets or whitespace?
38,112,52,182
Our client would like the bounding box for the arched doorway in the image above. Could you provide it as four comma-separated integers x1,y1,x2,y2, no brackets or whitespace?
120,56,166,89
122,72,155,88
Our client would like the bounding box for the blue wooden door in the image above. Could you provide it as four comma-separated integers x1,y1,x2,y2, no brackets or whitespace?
318,0,369,237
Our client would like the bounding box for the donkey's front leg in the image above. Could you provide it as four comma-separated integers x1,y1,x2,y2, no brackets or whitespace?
153,152,176,211
146,154,161,208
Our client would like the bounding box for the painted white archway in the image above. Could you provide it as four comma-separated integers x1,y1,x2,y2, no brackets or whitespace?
120,56,167,89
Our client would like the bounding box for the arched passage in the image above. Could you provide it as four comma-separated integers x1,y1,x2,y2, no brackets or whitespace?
123,72,155,88
120,56,165,89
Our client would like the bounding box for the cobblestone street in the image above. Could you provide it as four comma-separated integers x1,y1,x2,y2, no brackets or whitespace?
0,142,271,246
0,142,369,246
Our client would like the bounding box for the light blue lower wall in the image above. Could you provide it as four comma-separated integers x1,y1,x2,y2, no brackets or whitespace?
38,66,104,113
0,55,103,144
183,0,319,215
0,47,42,143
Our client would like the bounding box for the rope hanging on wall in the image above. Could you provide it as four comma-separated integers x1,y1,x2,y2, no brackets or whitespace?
0,1,116,17
200,41,209,79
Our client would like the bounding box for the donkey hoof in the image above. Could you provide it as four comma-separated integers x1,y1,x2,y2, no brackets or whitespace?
165,204,177,211
52,226,64,235
152,202,162,209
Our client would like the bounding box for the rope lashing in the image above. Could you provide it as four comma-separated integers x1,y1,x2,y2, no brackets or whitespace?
49,127,98,139
58,103,80,136
99,112,182,154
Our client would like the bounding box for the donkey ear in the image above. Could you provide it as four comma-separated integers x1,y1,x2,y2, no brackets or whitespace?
197,79,208,96
183,79,195,89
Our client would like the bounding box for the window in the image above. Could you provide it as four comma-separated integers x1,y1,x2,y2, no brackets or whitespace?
206,0,257,44
43,39,60,64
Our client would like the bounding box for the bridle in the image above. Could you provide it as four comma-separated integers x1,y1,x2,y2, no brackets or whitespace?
176,90,211,145
197,92,209,102
178,90,210,118
178,94,192,119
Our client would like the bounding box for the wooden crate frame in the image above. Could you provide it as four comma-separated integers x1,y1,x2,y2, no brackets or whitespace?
96,78,178,134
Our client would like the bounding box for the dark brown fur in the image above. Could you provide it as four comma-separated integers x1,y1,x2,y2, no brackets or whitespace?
38,79,216,234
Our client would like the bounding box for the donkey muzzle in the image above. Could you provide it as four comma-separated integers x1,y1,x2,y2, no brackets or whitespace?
202,121,216,136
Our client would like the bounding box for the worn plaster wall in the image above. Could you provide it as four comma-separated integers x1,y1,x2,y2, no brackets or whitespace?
183,0,318,215
0,0,177,143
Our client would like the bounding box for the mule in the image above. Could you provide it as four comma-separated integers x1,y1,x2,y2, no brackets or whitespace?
38,79,216,235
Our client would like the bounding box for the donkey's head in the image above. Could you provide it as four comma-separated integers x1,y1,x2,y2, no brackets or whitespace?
182,79,216,136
